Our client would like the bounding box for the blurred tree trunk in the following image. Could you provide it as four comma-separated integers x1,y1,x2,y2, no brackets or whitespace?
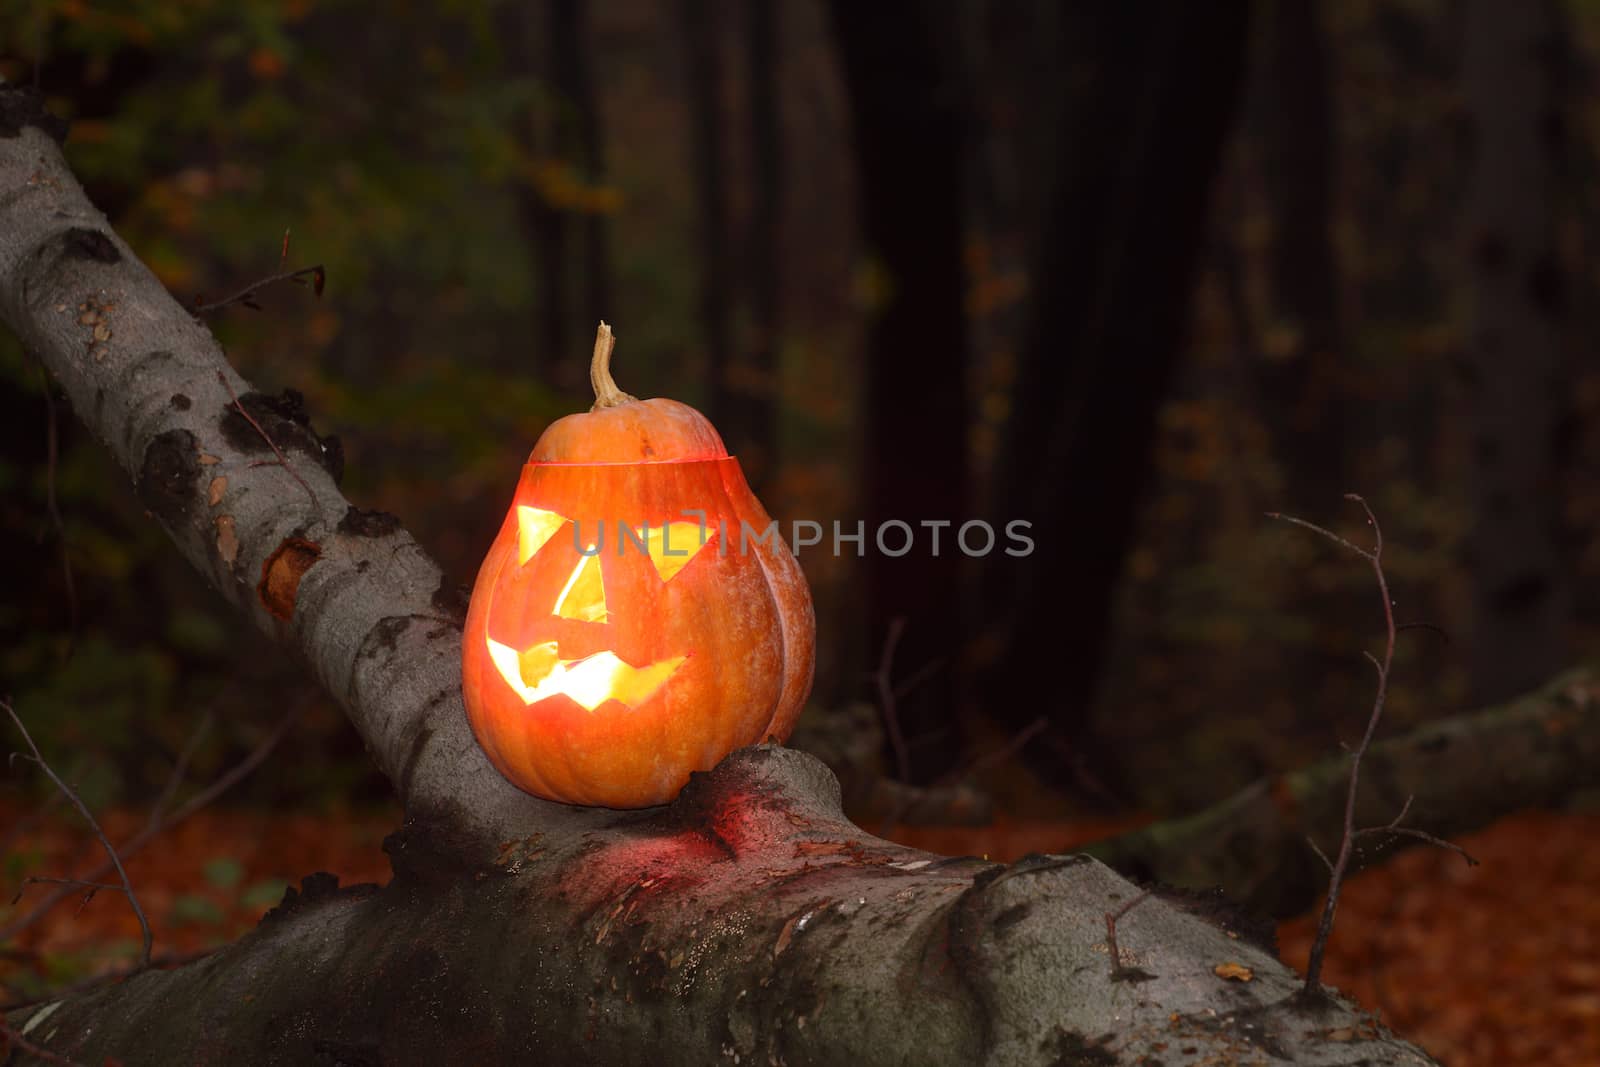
1261,0,1345,494
1087,665,1600,918
980,2,1252,800
957,1,1059,517
508,0,610,382
557,0,613,341
1459,0,1572,706
680,0,734,431
738,0,782,489
1256,0,1364,752
507,6,567,375
830,1,969,779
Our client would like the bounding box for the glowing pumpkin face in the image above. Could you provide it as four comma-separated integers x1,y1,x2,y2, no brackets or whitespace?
461,325,815,808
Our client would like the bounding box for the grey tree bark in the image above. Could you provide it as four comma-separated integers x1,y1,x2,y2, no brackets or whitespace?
1459,0,1573,706
0,84,1437,1066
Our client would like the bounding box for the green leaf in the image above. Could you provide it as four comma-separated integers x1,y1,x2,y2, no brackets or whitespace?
203,856,244,889
170,893,224,926
5,847,43,882
168,609,228,657
241,879,290,909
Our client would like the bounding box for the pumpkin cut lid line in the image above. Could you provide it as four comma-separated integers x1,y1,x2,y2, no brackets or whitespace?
521,456,734,468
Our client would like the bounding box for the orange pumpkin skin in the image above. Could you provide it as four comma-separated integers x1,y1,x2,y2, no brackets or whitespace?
461,329,815,808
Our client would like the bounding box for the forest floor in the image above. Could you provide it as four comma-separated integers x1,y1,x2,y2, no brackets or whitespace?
1,803,1595,1065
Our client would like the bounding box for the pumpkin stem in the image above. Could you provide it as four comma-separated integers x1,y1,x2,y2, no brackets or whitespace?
589,321,638,411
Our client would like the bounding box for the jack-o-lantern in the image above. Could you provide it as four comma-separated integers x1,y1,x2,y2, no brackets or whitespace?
461,323,815,807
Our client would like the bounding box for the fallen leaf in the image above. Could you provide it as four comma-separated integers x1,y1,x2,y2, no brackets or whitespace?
215,514,239,566
1213,962,1253,982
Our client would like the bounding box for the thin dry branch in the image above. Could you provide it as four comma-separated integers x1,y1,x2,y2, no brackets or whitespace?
191,265,324,314
192,230,324,315
952,717,1047,783
856,603,1043,839
1353,795,1479,866
12,876,127,904
2,699,151,966
9,710,215,922
875,715,1046,832
0,706,297,946
214,369,316,506
1270,495,1473,995
149,708,213,825
871,617,914,785
1305,834,1334,875
1104,888,1154,980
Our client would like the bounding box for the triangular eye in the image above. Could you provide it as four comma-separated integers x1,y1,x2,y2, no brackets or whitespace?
554,554,607,622
638,522,714,582
517,506,568,565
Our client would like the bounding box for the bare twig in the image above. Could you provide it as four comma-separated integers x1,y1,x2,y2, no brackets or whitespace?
1395,621,1450,642
871,617,914,786
2,699,152,966
1357,825,1478,861
0,706,298,946
1305,834,1334,874
947,716,1048,784
1352,799,1479,866
869,617,986,837
192,231,324,314
215,370,316,506
192,265,324,314
877,716,1047,837
12,876,127,905
149,708,215,825
891,660,942,703
1104,888,1154,979
1265,507,1375,561
1272,497,1390,992
1271,495,1474,995
11,710,216,910
1383,793,1414,827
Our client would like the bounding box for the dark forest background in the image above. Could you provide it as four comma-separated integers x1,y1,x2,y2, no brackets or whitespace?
1,0,1595,840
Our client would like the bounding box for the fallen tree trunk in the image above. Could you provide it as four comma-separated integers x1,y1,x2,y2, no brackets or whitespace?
0,83,1437,1066
8,747,1437,1066
1086,667,1600,918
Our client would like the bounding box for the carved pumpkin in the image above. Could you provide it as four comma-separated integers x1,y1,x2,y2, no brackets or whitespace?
461,323,815,807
